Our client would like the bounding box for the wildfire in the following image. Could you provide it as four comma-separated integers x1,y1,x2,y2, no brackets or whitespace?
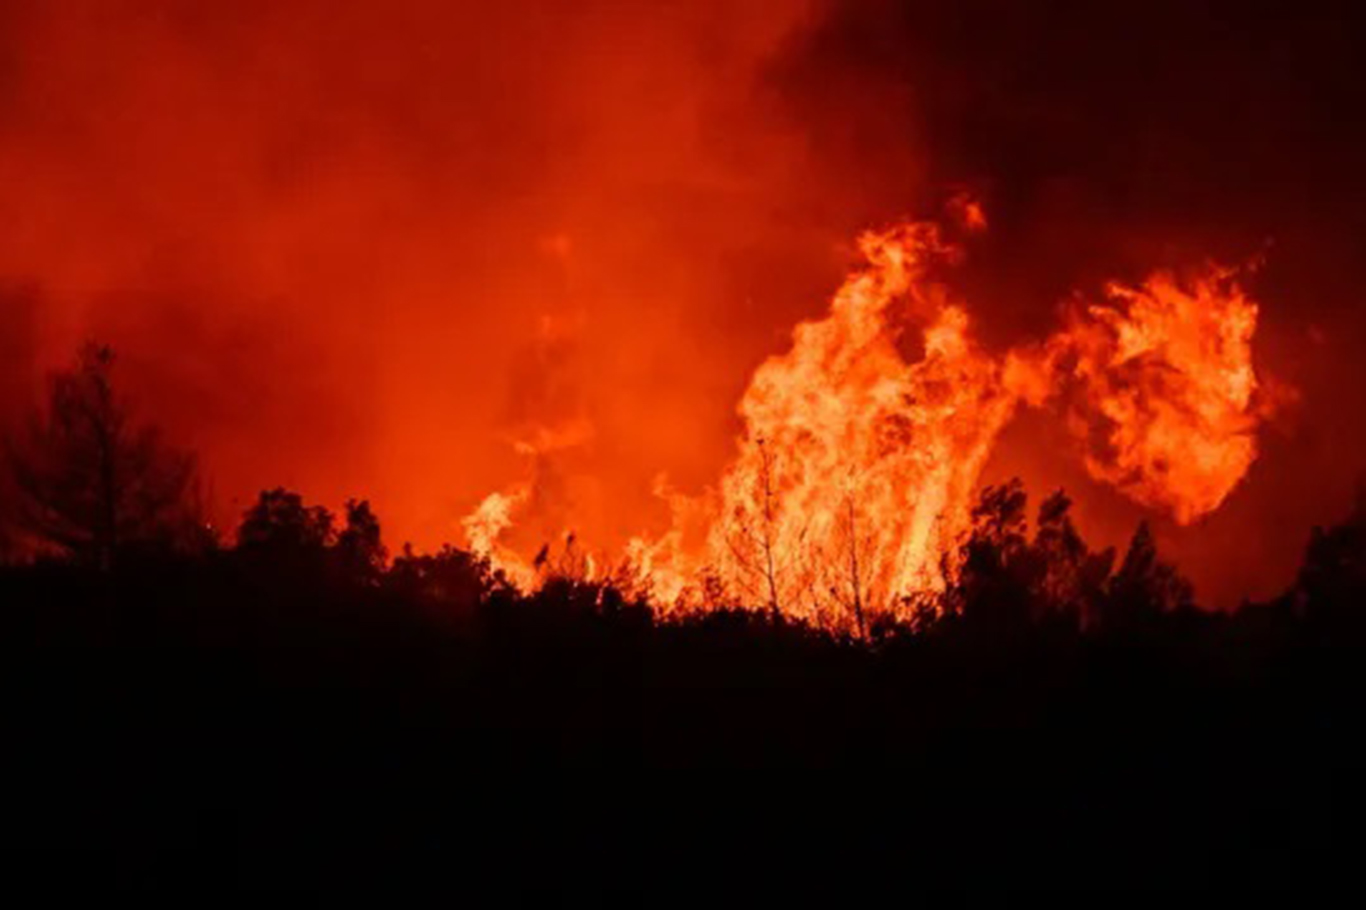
1049,268,1265,523
463,209,1276,627
461,485,535,589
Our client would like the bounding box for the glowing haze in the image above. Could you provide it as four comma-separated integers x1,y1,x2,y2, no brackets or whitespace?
3,1,1362,606
0,0,827,553
470,207,1274,626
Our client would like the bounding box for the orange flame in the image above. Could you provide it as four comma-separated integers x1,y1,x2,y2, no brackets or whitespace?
465,210,1280,627
462,485,536,589
697,224,1016,622
1050,267,1266,523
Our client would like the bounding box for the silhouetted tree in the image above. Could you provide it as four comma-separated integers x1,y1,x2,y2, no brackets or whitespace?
336,498,387,583
717,437,813,622
4,343,200,568
237,487,334,553
826,488,874,639
1100,521,1192,631
947,479,1034,626
1294,489,1366,632
388,543,495,610
943,483,1120,631
1031,490,1114,626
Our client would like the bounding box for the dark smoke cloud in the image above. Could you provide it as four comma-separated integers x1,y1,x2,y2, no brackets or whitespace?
768,0,1366,602
2,0,1363,603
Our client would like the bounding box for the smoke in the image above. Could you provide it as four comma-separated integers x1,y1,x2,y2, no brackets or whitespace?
1,0,1362,603
0,0,830,546
765,0,1366,604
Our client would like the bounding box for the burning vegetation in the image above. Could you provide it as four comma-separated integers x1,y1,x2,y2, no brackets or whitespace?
465,207,1277,628
5,1,1366,891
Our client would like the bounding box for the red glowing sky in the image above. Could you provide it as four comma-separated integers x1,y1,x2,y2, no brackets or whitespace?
2,0,1364,605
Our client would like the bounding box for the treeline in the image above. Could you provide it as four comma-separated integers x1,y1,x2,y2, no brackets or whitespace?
4,476,1365,889
3,343,1360,635
3,346,1366,889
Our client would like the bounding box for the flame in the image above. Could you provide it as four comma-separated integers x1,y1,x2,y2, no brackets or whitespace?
464,210,1279,627
461,485,536,589
698,225,1016,622
947,191,988,232
1050,267,1266,523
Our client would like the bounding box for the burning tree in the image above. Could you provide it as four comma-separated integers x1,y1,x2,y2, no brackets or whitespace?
462,209,1278,628
719,437,792,621
4,343,201,567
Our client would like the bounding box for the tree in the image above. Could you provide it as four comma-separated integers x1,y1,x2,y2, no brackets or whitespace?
944,483,1115,630
1293,487,1366,632
4,343,199,567
752,438,783,620
387,542,494,611
837,491,870,639
237,487,334,553
722,438,795,621
1100,521,1192,631
946,479,1033,627
336,498,387,582
816,482,875,638
1030,490,1114,626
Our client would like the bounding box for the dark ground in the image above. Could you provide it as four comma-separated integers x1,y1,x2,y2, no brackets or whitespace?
2,535,1363,893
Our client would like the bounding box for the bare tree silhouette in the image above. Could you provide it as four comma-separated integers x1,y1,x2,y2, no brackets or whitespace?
4,343,200,567
723,437,790,620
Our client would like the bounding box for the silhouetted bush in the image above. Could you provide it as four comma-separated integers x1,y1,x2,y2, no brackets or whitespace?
3,480,1366,889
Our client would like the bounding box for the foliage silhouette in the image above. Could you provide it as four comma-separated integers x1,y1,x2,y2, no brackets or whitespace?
2,474,1365,889
4,343,201,567
237,487,335,553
